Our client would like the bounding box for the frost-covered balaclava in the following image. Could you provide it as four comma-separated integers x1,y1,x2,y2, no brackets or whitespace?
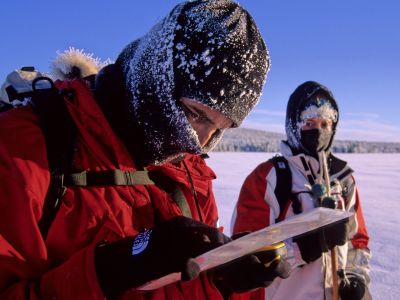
116,0,269,165
285,81,339,157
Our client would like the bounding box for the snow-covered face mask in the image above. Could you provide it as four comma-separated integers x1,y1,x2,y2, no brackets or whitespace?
132,94,204,165
132,97,228,166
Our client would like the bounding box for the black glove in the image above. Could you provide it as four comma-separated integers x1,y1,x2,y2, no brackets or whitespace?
95,216,230,298
294,217,349,263
339,271,371,300
211,243,291,299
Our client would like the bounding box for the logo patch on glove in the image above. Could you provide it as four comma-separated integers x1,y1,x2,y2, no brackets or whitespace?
132,229,152,255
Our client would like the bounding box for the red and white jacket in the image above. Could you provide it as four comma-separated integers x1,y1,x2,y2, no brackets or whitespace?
232,142,371,300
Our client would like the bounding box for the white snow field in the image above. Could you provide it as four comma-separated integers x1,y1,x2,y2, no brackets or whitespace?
207,152,400,300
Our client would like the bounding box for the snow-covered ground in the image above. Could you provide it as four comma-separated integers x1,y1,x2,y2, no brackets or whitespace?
207,152,400,300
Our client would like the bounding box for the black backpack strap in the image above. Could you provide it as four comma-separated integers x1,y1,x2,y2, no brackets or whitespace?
30,77,78,173
38,175,67,238
148,171,193,219
30,77,78,238
0,101,14,113
62,169,192,218
269,156,300,222
64,170,155,186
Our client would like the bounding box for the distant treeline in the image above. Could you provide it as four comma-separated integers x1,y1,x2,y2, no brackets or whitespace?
213,128,400,153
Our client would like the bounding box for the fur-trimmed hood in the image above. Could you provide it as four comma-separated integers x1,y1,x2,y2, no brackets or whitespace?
50,47,112,80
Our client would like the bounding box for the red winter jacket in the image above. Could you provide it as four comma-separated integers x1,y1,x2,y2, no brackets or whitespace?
0,80,225,299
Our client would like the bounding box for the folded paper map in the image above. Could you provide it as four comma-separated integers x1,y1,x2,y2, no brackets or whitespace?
138,207,353,291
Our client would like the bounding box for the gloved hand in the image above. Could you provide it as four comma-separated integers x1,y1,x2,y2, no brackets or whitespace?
95,216,230,298
211,240,291,299
339,271,371,300
293,217,349,263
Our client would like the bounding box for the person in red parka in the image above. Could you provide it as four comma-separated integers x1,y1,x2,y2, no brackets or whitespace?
0,1,291,299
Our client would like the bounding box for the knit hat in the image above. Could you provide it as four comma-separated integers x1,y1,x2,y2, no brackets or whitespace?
114,0,269,165
285,81,339,153
172,0,269,127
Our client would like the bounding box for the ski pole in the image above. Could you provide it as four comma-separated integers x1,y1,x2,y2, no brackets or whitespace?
331,247,339,300
320,151,339,300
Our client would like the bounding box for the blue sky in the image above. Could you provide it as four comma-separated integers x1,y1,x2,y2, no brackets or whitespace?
1,0,399,142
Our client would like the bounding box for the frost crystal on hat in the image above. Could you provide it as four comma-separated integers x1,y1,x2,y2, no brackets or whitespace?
299,99,338,127
116,0,269,165
116,4,199,165
173,0,270,127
